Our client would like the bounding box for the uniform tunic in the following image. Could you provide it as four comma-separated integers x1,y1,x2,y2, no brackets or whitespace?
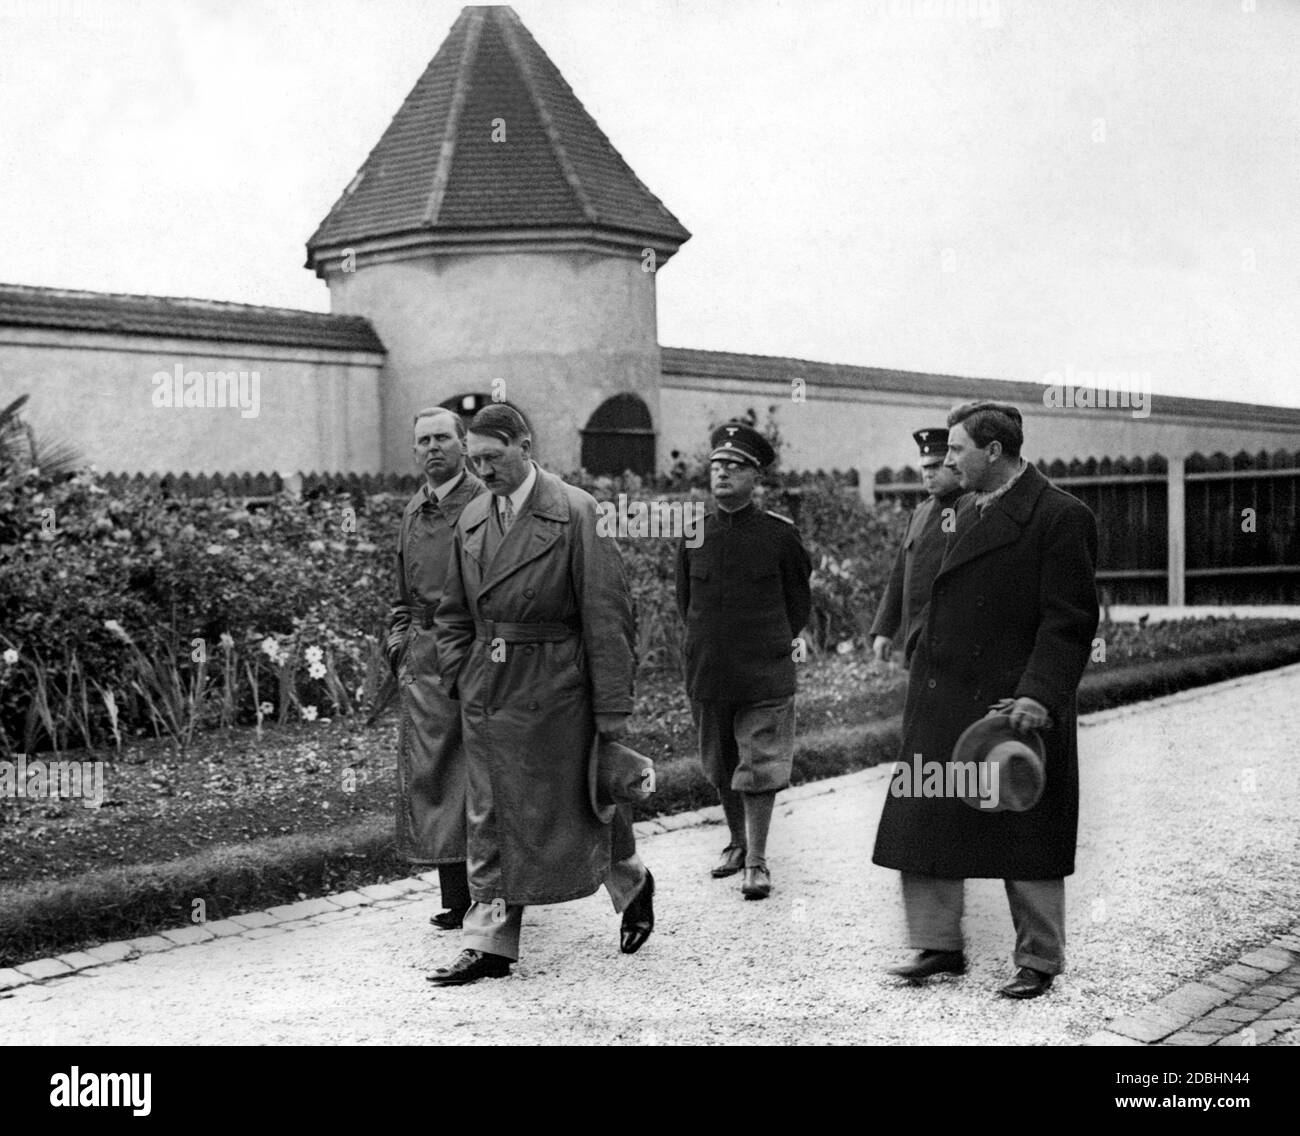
869,488,964,666
675,504,813,702
676,503,813,791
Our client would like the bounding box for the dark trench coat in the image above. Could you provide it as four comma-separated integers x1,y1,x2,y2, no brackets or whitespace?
387,470,486,864
435,465,635,906
868,487,963,667
872,463,1099,879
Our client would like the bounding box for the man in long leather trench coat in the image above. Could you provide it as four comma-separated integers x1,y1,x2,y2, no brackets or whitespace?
428,404,655,986
386,407,485,929
872,400,1098,1000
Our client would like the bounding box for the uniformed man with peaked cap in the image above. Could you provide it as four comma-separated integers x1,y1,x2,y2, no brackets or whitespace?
869,427,964,668
675,421,812,900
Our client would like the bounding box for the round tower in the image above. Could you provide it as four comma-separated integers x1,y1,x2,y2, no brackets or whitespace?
305,4,690,475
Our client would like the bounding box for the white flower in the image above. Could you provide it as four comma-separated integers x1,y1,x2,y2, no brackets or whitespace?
260,637,282,661
2,648,18,666
103,619,131,642
308,540,326,554
300,705,318,721
258,701,274,716
218,632,235,652
304,645,324,665
205,543,225,556
308,661,327,680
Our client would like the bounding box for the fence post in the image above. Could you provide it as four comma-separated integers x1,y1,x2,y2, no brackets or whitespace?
1167,455,1186,606
857,467,875,507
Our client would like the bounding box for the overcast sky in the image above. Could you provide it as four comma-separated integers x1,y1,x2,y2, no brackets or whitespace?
2,0,1297,409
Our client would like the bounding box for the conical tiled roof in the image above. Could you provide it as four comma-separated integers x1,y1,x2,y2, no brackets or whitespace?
307,5,689,268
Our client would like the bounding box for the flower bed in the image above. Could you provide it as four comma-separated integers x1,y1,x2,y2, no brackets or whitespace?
1,464,906,754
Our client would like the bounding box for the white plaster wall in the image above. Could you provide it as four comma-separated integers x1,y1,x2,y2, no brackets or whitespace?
660,377,1300,480
327,250,662,473
0,329,384,474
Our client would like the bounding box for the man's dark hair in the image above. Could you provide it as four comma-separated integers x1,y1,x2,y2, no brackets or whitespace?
468,403,530,446
947,400,1023,458
412,406,467,440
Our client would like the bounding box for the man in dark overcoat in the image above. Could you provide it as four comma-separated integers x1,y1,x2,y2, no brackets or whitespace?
870,427,964,668
676,422,812,901
872,400,1098,999
428,404,655,986
386,407,485,929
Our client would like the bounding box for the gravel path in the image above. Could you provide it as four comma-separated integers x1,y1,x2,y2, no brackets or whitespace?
4,664,1298,1046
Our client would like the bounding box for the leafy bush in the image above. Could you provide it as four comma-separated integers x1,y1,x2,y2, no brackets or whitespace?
0,462,402,753
2,451,906,753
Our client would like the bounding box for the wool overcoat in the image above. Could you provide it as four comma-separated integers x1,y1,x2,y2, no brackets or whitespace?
435,465,635,906
387,470,486,864
872,463,1099,879
868,488,964,667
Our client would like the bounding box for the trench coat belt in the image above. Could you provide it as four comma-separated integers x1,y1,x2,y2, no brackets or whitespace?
473,619,579,644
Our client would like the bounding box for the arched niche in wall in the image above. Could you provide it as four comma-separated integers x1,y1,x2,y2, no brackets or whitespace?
580,393,655,476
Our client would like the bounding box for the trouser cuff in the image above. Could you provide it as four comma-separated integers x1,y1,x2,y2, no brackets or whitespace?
1014,951,1063,976
606,855,647,913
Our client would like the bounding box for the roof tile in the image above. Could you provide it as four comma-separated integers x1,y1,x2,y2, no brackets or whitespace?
0,283,385,354
308,5,689,255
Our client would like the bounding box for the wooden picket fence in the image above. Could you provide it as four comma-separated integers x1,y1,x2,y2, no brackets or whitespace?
874,450,1300,605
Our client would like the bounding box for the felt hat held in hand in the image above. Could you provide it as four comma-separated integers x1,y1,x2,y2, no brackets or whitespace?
951,713,1046,813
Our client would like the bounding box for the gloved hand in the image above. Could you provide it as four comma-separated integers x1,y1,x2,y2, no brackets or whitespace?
386,628,407,678
871,635,894,663
1005,696,1050,733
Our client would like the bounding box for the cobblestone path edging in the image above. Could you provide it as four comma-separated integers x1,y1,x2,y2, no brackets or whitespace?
1084,928,1300,1047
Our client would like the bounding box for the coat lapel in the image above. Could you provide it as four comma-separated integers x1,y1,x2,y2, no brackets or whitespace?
402,485,427,518
458,492,492,583
935,463,1048,581
438,469,486,528
477,465,570,596
405,469,485,522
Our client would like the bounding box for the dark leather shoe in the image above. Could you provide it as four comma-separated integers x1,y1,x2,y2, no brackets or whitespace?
619,869,655,954
741,865,772,900
998,966,1054,999
711,844,747,878
888,949,967,981
429,907,469,930
426,949,512,986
